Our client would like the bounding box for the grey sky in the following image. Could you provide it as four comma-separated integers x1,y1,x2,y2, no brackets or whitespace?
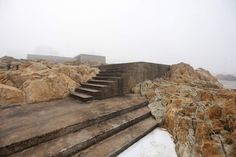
0,0,236,74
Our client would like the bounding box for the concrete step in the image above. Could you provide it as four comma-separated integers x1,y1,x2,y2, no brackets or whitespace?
88,79,115,85
93,76,121,81
9,107,151,157
0,98,148,156
99,70,125,73
97,73,123,77
81,83,108,90
76,87,102,98
73,117,158,157
70,91,93,102
99,64,123,68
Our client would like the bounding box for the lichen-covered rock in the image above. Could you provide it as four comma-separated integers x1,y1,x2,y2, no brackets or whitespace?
22,72,76,103
52,64,99,84
132,63,236,157
0,56,98,104
165,62,223,88
0,84,24,104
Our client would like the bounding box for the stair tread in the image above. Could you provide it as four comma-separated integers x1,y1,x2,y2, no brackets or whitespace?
70,91,93,99
90,79,115,83
79,87,101,93
94,76,121,79
73,117,158,157
10,107,151,157
100,70,124,72
82,83,108,88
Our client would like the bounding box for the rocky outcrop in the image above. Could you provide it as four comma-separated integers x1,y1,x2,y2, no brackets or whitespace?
0,84,24,104
166,62,223,88
0,57,98,104
132,63,236,157
22,72,76,103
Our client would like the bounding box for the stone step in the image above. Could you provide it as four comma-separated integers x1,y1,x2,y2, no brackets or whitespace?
93,76,121,81
76,87,102,98
73,117,158,157
0,98,148,156
70,91,93,102
81,83,108,90
88,79,115,85
9,107,151,157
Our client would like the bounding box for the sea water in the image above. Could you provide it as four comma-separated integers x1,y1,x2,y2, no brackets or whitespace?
219,80,236,89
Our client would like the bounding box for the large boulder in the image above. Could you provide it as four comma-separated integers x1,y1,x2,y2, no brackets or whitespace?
23,72,76,103
0,84,24,104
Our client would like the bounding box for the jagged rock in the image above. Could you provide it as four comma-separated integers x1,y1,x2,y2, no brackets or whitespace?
0,84,24,104
0,56,98,104
21,61,49,72
165,62,223,88
132,63,236,157
53,64,99,84
148,100,166,124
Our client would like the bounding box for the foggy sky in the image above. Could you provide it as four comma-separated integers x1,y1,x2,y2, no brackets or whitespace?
0,0,236,75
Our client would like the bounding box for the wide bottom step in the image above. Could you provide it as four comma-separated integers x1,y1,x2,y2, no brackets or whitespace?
73,117,158,157
9,107,151,157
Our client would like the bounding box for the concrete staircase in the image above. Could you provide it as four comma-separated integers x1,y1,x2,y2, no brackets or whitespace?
70,62,170,102
70,64,125,102
0,96,158,157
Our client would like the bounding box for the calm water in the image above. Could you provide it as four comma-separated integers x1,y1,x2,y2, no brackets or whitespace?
219,80,236,89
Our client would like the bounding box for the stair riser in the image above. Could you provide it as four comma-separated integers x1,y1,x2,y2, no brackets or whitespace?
0,102,148,156
97,73,122,77
93,77,121,81
99,70,125,73
109,122,159,157
52,112,151,157
81,84,106,90
76,89,101,98
88,80,114,85
70,93,93,102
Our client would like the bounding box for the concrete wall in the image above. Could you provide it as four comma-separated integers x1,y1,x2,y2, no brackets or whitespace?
75,54,106,65
100,62,170,94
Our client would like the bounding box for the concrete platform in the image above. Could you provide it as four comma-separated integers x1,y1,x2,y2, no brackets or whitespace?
0,94,148,156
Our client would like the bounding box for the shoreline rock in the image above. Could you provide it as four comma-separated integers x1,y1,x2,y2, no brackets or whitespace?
0,56,98,104
132,63,236,157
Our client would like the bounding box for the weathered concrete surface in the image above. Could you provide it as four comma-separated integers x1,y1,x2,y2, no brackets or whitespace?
73,117,158,157
100,62,170,94
0,94,146,155
9,106,150,157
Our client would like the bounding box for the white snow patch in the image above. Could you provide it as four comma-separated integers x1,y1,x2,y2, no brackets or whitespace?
118,128,177,157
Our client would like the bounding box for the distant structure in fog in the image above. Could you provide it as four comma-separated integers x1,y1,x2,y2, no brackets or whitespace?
74,54,106,65
27,54,106,66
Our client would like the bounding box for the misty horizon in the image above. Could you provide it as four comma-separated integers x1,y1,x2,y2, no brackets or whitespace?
0,0,236,75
